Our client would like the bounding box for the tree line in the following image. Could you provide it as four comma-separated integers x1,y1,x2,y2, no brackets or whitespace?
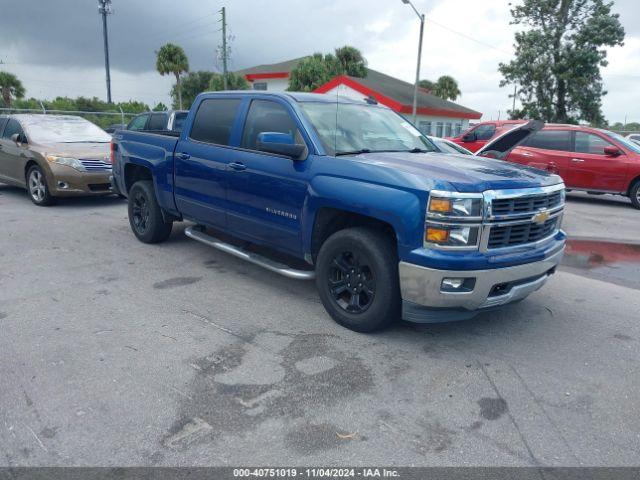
156,43,462,110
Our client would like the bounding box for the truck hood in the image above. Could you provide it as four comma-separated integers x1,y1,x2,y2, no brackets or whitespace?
348,151,562,192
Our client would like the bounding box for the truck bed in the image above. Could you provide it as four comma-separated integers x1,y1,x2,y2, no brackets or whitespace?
112,130,180,212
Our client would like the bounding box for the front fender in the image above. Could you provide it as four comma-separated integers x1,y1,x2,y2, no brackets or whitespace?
302,175,425,256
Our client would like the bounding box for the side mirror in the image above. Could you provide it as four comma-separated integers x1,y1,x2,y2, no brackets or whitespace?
11,133,26,145
604,146,621,157
462,132,477,142
256,132,306,160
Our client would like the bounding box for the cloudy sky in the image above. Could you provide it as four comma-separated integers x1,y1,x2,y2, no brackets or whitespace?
1,0,638,123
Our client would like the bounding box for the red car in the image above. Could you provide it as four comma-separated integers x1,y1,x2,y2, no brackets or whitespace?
448,120,526,153
502,124,640,209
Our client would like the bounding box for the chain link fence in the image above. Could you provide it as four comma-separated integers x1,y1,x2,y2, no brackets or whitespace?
0,107,138,131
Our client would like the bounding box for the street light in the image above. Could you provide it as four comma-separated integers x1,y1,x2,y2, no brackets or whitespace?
401,0,425,125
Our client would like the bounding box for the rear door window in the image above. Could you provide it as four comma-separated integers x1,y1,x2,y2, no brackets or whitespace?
147,113,168,131
128,114,149,131
190,98,242,146
2,119,24,139
524,130,572,151
574,132,614,155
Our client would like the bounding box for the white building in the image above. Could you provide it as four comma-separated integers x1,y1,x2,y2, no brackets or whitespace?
237,57,482,137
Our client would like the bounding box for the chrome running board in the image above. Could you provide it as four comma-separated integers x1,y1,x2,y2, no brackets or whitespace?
185,226,315,280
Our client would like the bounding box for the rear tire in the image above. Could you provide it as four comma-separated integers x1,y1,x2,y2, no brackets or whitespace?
315,227,401,332
630,180,640,210
26,165,56,206
128,180,173,243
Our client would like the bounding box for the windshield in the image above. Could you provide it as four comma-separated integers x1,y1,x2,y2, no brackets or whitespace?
432,137,471,155
21,116,111,144
300,102,437,156
601,130,640,154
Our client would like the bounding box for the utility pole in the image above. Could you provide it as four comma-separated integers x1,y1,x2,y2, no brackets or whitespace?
220,7,228,90
400,0,425,125
512,84,517,117
98,0,113,103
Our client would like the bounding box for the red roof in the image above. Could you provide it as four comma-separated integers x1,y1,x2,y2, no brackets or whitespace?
236,57,482,119
314,73,481,120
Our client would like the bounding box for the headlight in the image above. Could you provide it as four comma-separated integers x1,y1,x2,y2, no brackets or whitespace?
425,191,483,249
46,155,86,172
425,225,480,247
428,196,482,217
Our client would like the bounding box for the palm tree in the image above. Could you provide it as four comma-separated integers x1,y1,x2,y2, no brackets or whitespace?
0,71,26,108
433,75,461,101
334,45,367,78
419,79,435,92
156,43,189,109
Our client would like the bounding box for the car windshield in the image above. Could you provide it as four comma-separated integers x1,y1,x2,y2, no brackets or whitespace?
601,130,640,154
432,138,471,155
21,116,111,144
300,101,436,156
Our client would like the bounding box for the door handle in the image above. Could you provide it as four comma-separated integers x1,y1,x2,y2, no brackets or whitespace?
178,152,191,160
571,158,585,163
521,151,533,157
228,162,247,171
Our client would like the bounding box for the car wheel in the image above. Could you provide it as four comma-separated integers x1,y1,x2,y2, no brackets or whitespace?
315,227,401,332
26,165,56,206
630,180,640,210
128,180,173,243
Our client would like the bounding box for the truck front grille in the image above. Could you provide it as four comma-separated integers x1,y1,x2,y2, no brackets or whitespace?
484,186,565,250
488,218,558,249
491,191,563,216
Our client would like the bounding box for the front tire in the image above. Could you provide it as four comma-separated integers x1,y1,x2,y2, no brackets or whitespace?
26,165,56,206
128,180,173,243
315,227,401,332
630,180,640,210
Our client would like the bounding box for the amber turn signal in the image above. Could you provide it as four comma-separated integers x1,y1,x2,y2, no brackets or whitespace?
426,227,450,243
429,198,452,213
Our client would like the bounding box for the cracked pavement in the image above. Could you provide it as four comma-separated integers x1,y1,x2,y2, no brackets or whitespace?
0,185,639,466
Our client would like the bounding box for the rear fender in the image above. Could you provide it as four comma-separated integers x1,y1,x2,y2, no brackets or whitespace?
118,139,179,215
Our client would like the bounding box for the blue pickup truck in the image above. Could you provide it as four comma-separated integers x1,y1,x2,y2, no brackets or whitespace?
111,91,566,332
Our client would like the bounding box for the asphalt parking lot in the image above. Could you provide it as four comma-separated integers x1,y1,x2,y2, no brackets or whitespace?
0,185,639,467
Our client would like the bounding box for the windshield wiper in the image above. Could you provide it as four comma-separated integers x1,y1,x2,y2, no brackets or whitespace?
335,149,371,156
335,147,432,156
407,147,431,153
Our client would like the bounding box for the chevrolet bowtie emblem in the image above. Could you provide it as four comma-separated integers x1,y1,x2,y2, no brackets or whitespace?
532,209,550,225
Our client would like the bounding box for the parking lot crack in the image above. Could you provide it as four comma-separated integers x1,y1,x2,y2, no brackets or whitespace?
508,364,581,465
477,361,543,469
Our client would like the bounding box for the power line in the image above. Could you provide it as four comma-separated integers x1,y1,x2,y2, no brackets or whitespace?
163,25,217,44
425,17,512,56
146,12,218,42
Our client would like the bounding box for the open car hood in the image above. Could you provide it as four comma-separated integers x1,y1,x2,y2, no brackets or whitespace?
475,120,544,159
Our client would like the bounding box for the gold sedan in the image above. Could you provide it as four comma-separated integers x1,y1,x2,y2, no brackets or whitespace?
0,114,113,206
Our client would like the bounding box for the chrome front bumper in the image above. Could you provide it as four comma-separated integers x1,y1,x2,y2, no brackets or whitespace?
399,247,564,323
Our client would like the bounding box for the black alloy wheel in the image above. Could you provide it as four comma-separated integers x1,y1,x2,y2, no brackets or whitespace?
328,250,376,314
